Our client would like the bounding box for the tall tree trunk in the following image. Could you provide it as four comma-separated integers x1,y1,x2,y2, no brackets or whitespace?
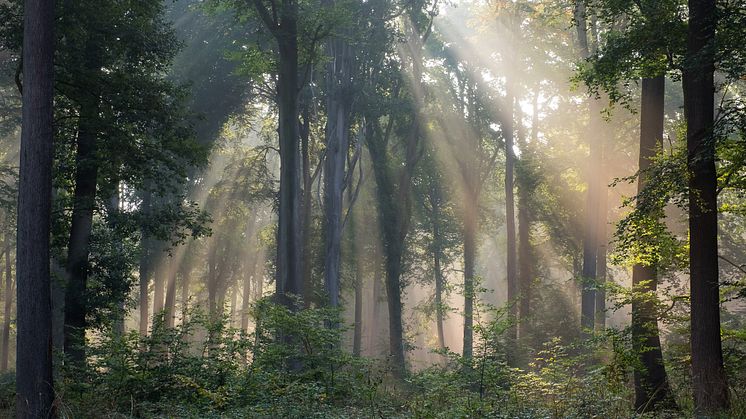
462,190,477,360
366,119,413,375
580,119,601,332
431,187,446,351
63,41,101,364
152,249,165,327
517,170,532,340
207,244,219,319
351,186,363,356
684,0,729,413
241,273,252,332
16,0,56,414
383,238,406,373
164,258,177,329
323,29,352,310
505,90,518,348
575,0,601,333
1,240,12,372
275,2,303,309
107,185,125,337
371,245,383,355
180,258,192,323
300,98,313,306
229,284,238,327
353,267,363,356
632,76,676,412
595,186,608,330
139,192,152,336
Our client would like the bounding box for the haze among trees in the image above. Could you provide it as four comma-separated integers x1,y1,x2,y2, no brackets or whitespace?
1,0,746,417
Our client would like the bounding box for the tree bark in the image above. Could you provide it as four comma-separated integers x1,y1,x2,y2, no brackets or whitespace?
16,0,56,414
632,76,675,412
684,0,729,413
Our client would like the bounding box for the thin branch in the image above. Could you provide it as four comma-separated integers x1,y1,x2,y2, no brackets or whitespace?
719,254,746,275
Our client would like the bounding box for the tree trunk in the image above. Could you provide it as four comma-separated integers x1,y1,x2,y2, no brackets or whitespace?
505,90,518,348
366,119,412,375
207,244,219,319
684,0,729,413
371,245,383,355
180,259,192,323
323,31,352,310
462,191,477,360
632,76,676,412
229,284,238,327
152,249,165,327
300,97,313,306
164,258,177,329
16,0,56,414
241,277,252,332
63,45,101,365
383,239,406,373
432,191,446,351
321,2,354,310
1,240,12,372
517,169,532,340
516,100,533,341
351,187,363,356
275,3,303,309
595,186,607,330
107,186,125,337
139,192,152,336
574,0,601,333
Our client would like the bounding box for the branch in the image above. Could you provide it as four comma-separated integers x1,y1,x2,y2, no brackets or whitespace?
252,0,279,35
719,254,746,275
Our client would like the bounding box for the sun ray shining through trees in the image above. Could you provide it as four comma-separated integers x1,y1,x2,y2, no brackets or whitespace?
1,0,746,417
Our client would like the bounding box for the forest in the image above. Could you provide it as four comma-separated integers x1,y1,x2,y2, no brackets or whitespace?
1,0,746,417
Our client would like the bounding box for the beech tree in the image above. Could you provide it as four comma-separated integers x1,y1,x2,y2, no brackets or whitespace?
684,0,729,412
15,0,55,416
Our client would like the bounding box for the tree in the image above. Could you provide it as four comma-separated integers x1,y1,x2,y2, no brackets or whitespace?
684,0,729,412
322,0,353,310
358,0,435,373
574,0,604,332
252,0,303,308
15,0,55,416
631,75,675,411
